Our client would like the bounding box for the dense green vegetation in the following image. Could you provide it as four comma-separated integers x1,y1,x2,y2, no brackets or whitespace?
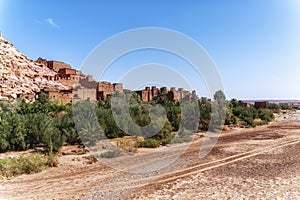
266,102,290,112
228,99,275,126
0,153,58,178
136,138,160,148
0,90,286,153
0,93,74,153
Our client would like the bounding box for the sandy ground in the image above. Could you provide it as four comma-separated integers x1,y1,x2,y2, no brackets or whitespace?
0,111,299,200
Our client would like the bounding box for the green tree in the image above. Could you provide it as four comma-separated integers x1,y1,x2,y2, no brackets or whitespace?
97,99,126,138
214,90,226,101
165,102,181,131
198,97,211,131
258,109,274,122
57,114,79,145
7,113,27,151
41,119,64,153
152,88,170,104
24,113,64,153
0,114,10,152
225,103,236,125
211,90,226,130
0,112,27,151
279,103,289,110
180,100,199,132
25,113,46,148
152,118,173,145
266,103,280,111
73,101,105,145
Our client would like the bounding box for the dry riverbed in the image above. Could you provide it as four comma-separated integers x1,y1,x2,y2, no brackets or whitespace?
0,111,299,200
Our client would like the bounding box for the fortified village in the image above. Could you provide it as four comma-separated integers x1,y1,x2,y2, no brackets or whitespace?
35,57,196,103
0,33,290,107
0,33,195,103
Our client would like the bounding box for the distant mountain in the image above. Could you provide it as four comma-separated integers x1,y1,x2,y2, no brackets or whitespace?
0,35,69,100
242,100,300,105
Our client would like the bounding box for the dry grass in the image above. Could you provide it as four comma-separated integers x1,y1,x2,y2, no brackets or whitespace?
114,136,144,153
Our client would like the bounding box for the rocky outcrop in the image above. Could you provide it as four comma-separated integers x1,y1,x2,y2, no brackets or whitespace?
0,36,70,99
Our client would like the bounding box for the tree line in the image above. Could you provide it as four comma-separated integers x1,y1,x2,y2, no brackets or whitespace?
0,90,287,153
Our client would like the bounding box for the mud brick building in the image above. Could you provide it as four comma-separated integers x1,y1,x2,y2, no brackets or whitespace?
254,101,267,109
168,87,196,102
168,87,183,102
73,87,97,102
35,58,194,103
46,61,71,72
136,86,195,102
73,75,98,101
58,68,81,87
35,57,48,67
135,86,159,102
79,75,97,88
97,81,123,100
43,89,73,104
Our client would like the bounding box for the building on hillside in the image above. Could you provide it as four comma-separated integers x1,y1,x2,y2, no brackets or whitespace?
79,75,98,88
168,87,195,102
136,86,195,102
47,60,71,72
73,86,97,102
35,58,60,81
43,88,73,104
168,87,183,102
36,58,71,74
35,58,194,103
35,57,48,66
135,86,159,102
97,81,123,100
254,101,267,109
42,74,59,81
113,83,123,93
58,68,81,87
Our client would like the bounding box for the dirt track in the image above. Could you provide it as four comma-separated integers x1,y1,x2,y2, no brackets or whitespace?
0,111,299,200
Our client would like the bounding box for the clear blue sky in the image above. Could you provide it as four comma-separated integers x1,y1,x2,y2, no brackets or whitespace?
1,0,299,100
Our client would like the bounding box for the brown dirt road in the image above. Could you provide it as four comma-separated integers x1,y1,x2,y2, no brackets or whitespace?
1,111,299,200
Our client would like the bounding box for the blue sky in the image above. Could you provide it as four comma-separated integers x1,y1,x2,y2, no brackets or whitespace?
0,0,300,100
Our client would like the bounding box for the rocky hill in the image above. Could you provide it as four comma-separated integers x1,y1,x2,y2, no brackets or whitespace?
0,35,69,100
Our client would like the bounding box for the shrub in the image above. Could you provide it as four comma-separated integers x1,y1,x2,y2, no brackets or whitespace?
46,154,59,167
115,137,138,153
258,109,274,122
159,130,174,145
0,153,51,178
253,121,267,126
173,134,193,143
19,154,46,174
136,139,160,148
172,136,182,143
279,103,289,110
244,117,254,126
267,103,280,111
